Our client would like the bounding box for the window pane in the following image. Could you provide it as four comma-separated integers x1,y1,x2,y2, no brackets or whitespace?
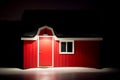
61,42,66,52
67,42,72,52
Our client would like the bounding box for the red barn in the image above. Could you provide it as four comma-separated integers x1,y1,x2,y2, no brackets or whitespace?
21,26,103,69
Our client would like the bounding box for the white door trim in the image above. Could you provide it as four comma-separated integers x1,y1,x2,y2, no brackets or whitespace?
37,36,54,67
37,36,39,67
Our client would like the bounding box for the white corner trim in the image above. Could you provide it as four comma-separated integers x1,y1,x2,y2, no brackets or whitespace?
56,37,103,41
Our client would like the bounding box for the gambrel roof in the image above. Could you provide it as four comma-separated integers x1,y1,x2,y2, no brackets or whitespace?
21,26,103,38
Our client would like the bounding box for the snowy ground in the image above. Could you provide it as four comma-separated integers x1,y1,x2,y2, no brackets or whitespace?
0,67,119,80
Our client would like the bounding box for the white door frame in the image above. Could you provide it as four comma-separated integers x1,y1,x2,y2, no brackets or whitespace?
37,36,54,67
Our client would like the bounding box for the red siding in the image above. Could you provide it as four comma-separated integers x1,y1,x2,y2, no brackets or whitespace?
54,40,101,68
23,40,38,68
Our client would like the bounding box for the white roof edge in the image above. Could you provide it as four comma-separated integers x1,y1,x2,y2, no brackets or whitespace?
55,37,103,41
21,36,103,41
21,35,38,40
37,26,55,35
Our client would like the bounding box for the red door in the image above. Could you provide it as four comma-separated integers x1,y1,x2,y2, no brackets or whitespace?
39,37,52,67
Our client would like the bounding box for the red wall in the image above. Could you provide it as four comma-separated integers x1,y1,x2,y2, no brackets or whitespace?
23,39,101,68
54,40,101,68
23,40,38,68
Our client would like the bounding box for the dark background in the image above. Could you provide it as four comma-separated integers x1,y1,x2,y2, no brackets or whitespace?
0,0,118,69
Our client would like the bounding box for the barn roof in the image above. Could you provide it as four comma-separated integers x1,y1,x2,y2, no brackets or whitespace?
22,27,103,38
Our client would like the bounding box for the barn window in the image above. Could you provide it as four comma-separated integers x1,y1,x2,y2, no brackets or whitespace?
60,41,74,54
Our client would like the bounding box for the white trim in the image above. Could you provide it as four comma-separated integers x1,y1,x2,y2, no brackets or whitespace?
59,40,74,54
56,38,103,41
52,37,54,67
21,36,103,41
21,35,38,40
37,36,39,67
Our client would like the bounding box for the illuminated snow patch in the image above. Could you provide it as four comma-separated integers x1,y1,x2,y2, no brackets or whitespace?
0,67,118,75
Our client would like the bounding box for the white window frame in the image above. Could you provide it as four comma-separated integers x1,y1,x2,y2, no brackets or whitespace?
59,40,74,54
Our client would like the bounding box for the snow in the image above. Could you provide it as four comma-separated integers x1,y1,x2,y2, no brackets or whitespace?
0,67,118,75
0,67,119,80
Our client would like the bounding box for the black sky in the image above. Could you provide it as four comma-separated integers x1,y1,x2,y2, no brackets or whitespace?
0,0,104,38
0,0,103,20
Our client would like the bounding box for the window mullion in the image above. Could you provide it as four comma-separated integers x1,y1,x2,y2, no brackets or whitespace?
66,42,67,53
